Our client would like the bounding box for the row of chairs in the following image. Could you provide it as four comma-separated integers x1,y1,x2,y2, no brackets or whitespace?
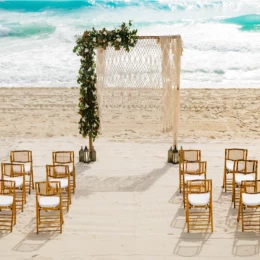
0,150,76,233
178,148,259,233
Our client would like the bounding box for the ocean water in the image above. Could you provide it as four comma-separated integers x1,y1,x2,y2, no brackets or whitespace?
0,0,260,88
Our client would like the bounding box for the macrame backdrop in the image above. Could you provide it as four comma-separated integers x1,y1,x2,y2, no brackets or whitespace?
96,35,182,145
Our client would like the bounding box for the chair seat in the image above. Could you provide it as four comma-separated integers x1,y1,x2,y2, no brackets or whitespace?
184,174,204,183
226,160,234,171
235,174,255,184
23,163,31,173
67,164,73,173
242,193,260,206
38,196,60,208
0,195,13,207
4,176,23,188
188,192,210,206
49,178,68,188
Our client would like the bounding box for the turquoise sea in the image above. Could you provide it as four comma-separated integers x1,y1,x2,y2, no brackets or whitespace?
0,0,259,88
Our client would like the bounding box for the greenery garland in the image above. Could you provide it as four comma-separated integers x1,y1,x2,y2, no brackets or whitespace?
73,21,138,141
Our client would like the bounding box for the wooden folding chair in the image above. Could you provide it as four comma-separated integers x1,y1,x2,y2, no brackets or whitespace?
46,165,71,212
0,180,16,232
10,150,34,194
36,181,63,234
232,160,258,208
52,151,75,193
223,148,248,192
182,161,207,208
237,180,260,231
185,179,213,233
1,163,26,212
178,149,201,193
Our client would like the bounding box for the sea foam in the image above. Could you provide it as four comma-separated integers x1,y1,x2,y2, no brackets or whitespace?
0,0,259,88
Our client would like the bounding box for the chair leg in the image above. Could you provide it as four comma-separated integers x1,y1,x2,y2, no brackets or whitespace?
28,173,31,195
60,207,63,233
210,206,213,232
13,201,16,226
186,206,190,232
223,170,227,192
36,208,39,234
31,171,35,190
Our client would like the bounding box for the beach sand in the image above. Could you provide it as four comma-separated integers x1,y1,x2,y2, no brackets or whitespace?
0,87,260,259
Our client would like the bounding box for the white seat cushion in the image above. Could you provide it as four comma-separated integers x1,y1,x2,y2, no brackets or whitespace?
0,195,13,207
67,163,73,173
242,193,260,206
38,196,60,208
23,163,31,173
49,178,68,188
184,174,204,182
188,192,210,206
235,173,255,184
226,160,234,171
4,176,23,188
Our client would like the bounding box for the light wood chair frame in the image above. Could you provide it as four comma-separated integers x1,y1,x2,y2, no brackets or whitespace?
10,150,34,194
178,149,201,193
1,163,26,212
182,161,207,208
237,180,260,232
0,180,16,232
223,148,248,192
232,160,258,208
52,151,75,194
36,181,63,234
185,179,213,233
46,164,71,212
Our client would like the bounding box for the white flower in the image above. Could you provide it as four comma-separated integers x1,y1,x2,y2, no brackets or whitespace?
93,37,96,42
103,31,107,35
91,75,95,80
130,39,134,43
117,38,121,42
85,48,89,53
88,67,91,71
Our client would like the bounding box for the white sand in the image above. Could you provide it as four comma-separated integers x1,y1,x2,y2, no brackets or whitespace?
0,87,260,259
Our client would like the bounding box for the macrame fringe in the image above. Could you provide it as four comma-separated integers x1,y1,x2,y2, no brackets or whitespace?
96,36,182,141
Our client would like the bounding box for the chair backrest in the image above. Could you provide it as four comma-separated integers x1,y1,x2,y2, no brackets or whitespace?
234,160,258,175
186,179,212,194
225,148,248,161
52,151,74,164
181,161,207,175
179,150,201,163
36,181,61,196
241,180,260,194
0,180,15,195
10,150,32,163
46,165,70,179
1,163,25,178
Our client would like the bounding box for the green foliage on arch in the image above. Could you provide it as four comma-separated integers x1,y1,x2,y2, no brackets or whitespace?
73,21,138,140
